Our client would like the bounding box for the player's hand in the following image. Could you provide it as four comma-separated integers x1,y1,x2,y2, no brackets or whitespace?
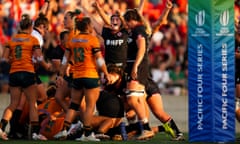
131,66,138,80
56,76,64,87
105,73,116,85
46,62,53,71
92,1,100,10
166,0,173,9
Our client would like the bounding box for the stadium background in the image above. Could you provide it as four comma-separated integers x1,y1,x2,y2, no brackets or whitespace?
0,0,240,135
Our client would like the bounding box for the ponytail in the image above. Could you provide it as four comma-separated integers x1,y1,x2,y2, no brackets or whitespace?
20,14,33,30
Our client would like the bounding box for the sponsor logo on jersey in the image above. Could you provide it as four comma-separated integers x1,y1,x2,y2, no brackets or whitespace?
12,38,30,42
106,39,124,46
72,38,88,43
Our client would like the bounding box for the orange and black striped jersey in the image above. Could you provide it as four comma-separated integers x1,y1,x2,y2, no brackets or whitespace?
5,33,40,74
66,33,101,79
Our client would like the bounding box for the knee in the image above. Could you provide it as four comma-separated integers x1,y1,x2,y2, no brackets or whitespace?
7,103,18,112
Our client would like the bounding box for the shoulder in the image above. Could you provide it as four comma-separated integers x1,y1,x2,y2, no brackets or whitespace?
102,27,112,36
134,25,146,32
89,35,99,41
102,27,111,32
31,30,42,39
133,25,148,38
31,30,43,44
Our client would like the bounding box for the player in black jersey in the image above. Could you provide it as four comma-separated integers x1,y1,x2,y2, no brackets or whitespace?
82,1,129,69
48,31,69,72
80,0,154,140
124,4,184,141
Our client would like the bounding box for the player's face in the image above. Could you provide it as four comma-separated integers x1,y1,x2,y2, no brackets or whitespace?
111,16,122,31
125,20,134,29
38,24,48,36
64,13,74,30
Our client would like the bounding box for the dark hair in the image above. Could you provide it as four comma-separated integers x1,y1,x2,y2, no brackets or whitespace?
60,30,69,40
34,13,49,28
123,8,142,22
19,14,33,30
107,64,124,78
124,8,152,35
46,81,56,98
66,9,81,19
110,11,124,29
75,17,91,32
111,11,121,21
104,64,125,91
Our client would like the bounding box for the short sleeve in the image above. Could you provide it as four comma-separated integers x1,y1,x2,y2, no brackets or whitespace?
32,36,40,49
91,36,101,49
65,40,71,51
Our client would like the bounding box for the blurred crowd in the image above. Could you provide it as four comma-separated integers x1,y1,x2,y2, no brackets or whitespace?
0,0,239,96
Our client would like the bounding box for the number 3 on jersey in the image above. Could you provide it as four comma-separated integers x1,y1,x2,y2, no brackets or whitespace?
73,47,84,62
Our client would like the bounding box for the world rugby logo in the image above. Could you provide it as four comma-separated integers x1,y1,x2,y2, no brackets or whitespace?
219,10,229,26
195,10,205,26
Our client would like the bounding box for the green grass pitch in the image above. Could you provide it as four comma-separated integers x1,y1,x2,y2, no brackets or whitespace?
1,133,239,144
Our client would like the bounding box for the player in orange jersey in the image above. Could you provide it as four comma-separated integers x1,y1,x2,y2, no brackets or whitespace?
54,10,81,113
54,16,113,141
0,14,51,140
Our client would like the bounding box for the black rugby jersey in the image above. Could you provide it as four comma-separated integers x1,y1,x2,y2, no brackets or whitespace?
46,44,65,61
102,27,128,67
127,25,149,63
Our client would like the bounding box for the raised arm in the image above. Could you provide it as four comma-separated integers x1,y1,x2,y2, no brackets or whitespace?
151,0,173,33
80,0,104,35
92,0,111,26
138,0,145,14
39,0,50,16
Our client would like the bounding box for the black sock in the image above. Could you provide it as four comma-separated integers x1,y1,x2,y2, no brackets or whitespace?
136,121,144,134
10,109,22,134
83,125,92,136
31,121,40,134
63,121,71,131
143,122,151,130
106,127,119,137
158,125,165,132
126,123,138,133
0,119,8,131
169,119,181,134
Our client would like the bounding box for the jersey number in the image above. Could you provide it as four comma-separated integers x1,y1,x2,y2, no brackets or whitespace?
73,47,84,62
15,45,22,59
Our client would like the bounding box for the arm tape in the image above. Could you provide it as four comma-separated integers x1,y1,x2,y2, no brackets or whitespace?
96,57,105,67
61,56,67,65
36,56,43,62
92,48,101,54
125,90,145,97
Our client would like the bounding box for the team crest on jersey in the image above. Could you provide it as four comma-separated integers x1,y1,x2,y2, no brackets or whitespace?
127,38,133,44
117,32,122,37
